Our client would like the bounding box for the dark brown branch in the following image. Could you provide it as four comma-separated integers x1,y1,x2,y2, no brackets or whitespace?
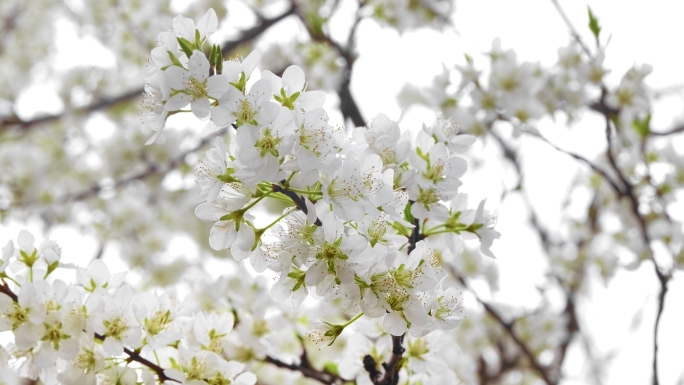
365,334,406,385
293,4,366,128
271,183,322,226
0,8,296,133
265,355,339,384
378,335,405,385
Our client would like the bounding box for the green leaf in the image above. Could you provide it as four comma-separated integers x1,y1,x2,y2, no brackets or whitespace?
209,44,217,67
216,47,223,74
166,51,184,68
323,362,340,376
588,7,601,42
632,112,651,138
404,202,414,224
177,37,194,58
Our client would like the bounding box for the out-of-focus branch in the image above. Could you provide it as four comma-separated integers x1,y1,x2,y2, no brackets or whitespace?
595,89,670,385
293,2,367,128
525,130,625,198
14,127,228,208
651,123,684,136
264,355,340,385
0,7,296,133
449,269,556,385
548,0,593,58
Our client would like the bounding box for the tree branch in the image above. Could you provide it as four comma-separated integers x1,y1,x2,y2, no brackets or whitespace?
651,123,684,136
448,271,556,385
596,90,670,385
548,0,593,58
264,355,340,385
0,7,296,133
293,4,366,128
14,127,228,208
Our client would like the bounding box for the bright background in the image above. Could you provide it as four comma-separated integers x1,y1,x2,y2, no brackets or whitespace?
3,0,683,384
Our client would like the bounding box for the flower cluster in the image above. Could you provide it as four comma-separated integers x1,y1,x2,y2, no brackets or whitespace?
0,230,257,385
142,8,497,341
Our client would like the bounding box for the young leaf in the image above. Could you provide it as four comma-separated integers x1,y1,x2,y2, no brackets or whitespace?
588,7,601,42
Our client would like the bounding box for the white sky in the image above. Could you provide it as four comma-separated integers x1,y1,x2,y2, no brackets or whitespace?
3,0,684,384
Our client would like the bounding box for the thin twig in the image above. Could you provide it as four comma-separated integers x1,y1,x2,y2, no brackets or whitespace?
0,7,296,133
293,4,366,127
265,355,340,384
548,0,593,58
526,130,625,197
651,123,684,136
14,127,228,208
448,270,556,385
597,91,670,385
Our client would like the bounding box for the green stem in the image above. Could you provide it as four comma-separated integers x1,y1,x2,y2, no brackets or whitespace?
255,209,295,237
422,229,461,236
243,191,273,212
422,224,448,234
343,312,364,327
1,276,21,287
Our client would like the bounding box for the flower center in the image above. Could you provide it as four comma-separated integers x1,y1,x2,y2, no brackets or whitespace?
416,188,439,207
104,317,128,340
424,160,445,183
235,98,257,126
255,129,281,157
187,77,207,99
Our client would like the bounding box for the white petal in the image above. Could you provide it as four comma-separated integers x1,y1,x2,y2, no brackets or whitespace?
242,50,261,78
404,301,429,327
197,9,218,37
172,15,196,41
383,312,407,336
235,372,257,385
209,221,237,250
164,93,192,111
207,75,229,98
305,260,327,286
17,230,34,252
261,70,282,94
211,105,234,128
102,337,124,356
249,79,275,107
145,127,165,145
164,65,189,90
191,97,211,119
447,156,468,179
195,203,227,221
282,65,305,94
151,46,172,68
189,51,210,81
296,91,326,110
235,223,255,252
